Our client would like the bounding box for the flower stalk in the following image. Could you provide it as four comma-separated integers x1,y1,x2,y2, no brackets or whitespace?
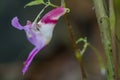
64,15,87,80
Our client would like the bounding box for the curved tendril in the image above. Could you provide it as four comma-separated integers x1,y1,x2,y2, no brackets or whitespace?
76,37,106,75
76,37,88,55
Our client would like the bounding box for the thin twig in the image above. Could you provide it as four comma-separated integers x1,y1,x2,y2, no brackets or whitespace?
64,14,87,80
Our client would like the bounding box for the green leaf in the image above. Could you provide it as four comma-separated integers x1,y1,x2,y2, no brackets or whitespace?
25,0,44,7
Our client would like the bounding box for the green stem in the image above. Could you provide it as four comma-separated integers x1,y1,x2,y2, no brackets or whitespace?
109,0,118,79
61,0,65,6
76,38,106,76
48,0,50,2
32,5,48,27
114,0,120,79
109,0,116,31
92,0,114,80
64,15,87,80
89,44,106,76
64,1,87,79
43,2,58,8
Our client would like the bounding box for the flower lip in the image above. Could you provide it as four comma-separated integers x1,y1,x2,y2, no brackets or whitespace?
11,17,23,30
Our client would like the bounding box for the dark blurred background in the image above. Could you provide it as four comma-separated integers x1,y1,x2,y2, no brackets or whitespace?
0,0,107,80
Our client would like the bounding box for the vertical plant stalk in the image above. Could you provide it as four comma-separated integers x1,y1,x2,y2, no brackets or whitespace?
114,0,120,79
64,14,87,80
109,0,118,79
92,0,114,80
64,0,86,79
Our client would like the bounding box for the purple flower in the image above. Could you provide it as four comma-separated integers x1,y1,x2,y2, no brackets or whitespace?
11,7,67,75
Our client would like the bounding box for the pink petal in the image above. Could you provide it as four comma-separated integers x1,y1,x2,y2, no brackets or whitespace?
40,7,66,24
11,17,23,30
22,47,40,75
22,45,45,75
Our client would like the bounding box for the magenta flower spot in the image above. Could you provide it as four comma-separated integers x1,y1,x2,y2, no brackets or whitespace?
11,7,67,75
41,7,66,24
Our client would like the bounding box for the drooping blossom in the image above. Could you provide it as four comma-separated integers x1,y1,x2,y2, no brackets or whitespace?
11,7,67,75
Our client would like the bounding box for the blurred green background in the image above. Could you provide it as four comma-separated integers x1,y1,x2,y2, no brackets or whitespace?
1,0,118,80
